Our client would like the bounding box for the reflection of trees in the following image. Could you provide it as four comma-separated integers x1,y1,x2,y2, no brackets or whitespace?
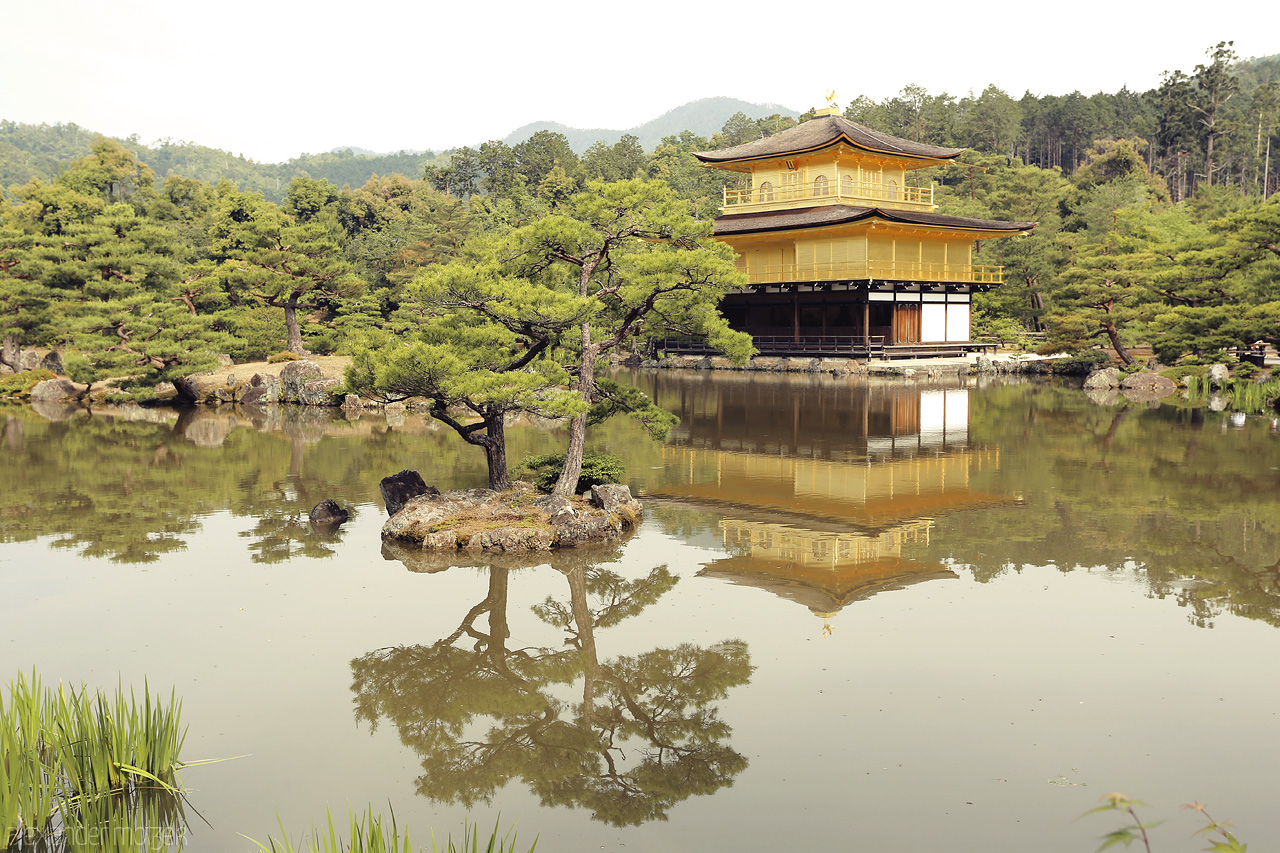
932,384,1280,628
2,412,207,563
0,408,361,564
234,422,351,564
0,405,576,564
350,553,752,826
238,508,347,562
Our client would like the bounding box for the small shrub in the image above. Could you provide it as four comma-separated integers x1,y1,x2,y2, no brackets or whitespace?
1159,364,1209,384
1176,353,1219,367
519,451,626,494
267,351,301,364
1050,350,1110,375
0,369,57,399
1233,361,1259,380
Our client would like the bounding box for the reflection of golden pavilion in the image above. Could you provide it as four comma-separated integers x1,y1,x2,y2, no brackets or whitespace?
660,446,1008,620
655,446,1004,527
643,379,1014,622
660,379,972,462
705,518,957,617
721,517,932,568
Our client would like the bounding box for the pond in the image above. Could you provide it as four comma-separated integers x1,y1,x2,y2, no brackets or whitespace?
3,371,1280,852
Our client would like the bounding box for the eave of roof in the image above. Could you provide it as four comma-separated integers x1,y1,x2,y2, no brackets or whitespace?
713,205,1037,237
694,114,966,166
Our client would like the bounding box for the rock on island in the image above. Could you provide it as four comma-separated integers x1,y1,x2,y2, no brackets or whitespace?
381,481,643,552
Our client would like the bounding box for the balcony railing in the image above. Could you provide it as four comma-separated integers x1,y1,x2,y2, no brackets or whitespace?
738,259,1004,285
661,335,888,356
723,181,934,212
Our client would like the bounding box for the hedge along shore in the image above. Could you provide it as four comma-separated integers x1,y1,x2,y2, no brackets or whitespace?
633,351,1070,377
173,352,1064,409
17,350,1077,411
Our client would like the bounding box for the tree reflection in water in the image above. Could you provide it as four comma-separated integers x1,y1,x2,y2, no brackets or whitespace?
350,549,752,826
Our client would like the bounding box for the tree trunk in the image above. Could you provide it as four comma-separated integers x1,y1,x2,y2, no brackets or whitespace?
1266,135,1272,200
484,414,510,491
566,566,600,729
2,416,24,453
553,323,598,498
0,335,19,372
283,301,305,355
1102,322,1135,365
486,568,512,664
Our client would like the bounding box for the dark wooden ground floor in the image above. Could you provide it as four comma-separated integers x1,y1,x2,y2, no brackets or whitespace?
664,288,991,358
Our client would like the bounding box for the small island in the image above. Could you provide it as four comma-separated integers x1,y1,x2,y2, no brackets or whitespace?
380,476,643,552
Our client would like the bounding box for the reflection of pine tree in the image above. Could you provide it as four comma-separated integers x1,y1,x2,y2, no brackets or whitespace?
350,555,753,826
238,507,343,563
235,428,351,564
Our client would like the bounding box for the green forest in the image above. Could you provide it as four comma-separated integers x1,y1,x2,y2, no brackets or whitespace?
3,40,1280,403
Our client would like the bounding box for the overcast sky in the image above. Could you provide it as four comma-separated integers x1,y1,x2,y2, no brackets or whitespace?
4,0,1275,164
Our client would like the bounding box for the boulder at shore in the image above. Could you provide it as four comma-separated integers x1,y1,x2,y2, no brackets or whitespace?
382,482,643,551
380,470,436,516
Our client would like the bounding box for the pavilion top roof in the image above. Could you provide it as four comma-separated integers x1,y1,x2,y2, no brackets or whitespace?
694,114,967,166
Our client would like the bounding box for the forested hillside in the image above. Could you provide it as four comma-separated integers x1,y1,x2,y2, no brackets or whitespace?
0,122,448,205
2,42,1279,402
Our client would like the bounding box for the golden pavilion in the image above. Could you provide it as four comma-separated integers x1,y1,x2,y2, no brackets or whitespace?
694,106,1036,356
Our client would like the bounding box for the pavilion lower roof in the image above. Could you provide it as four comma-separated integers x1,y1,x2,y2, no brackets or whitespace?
713,204,1037,237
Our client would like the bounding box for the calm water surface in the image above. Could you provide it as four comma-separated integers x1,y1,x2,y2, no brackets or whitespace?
3,373,1279,852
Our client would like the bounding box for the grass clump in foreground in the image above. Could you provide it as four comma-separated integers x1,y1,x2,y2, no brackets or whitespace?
2,670,197,850
1184,373,1280,413
248,808,536,853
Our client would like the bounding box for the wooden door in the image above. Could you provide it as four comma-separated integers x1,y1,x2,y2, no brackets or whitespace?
893,304,921,343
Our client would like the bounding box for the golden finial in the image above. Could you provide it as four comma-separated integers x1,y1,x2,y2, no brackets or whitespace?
825,89,838,108
815,610,837,636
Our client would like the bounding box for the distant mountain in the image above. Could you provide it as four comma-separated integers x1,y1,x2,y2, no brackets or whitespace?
330,146,430,157
502,97,804,153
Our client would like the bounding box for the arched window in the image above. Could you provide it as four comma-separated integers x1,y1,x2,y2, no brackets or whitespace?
886,179,899,200
841,174,854,197
757,181,775,202
813,175,830,197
